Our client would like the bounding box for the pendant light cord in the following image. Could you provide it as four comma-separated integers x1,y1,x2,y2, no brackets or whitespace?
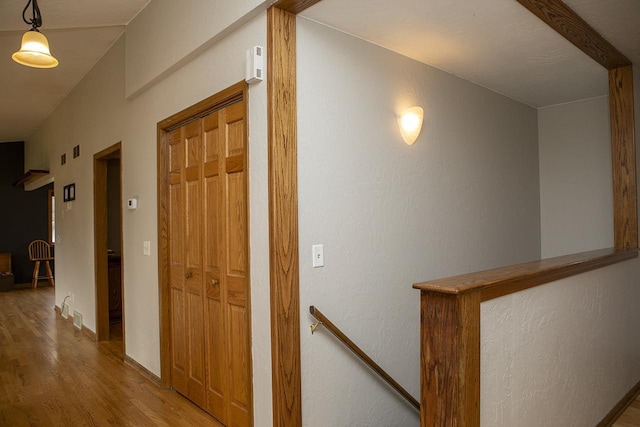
22,0,42,31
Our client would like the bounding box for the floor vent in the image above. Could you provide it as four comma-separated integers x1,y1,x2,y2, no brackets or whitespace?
73,311,82,330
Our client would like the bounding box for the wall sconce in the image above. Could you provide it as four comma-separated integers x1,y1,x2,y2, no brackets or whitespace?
11,0,59,69
398,106,424,145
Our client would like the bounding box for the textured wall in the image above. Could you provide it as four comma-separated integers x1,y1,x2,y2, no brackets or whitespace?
538,96,613,258
27,36,126,332
482,258,640,426
25,12,272,423
297,18,541,426
125,0,267,97
121,13,271,422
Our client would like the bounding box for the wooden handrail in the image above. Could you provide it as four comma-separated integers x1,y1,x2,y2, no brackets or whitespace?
413,247,638,301
414,248,638,426
309,306,420,412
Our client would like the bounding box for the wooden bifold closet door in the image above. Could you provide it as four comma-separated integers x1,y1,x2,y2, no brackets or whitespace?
167,98,251,427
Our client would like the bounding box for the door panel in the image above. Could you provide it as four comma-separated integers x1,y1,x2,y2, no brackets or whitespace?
226,171,246,276
167,94,251,426
222,101,250,425
203,111,228,421
183,120,206,407
168,129,187,395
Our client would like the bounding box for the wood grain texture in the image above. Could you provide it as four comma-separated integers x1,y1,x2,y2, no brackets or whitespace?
601,380,640,427
54,305,98,340
158,81,247,389
158,83,245,132
268,6,302,427
309,306,420,411
158,124,172,387
124,355,161,385
2,287,222,426
609,66,638,251
612,395,640,427
515,0,630,69
413,248,638,301
420,291,480,426
162,91,252,425
273,0,324,15
613,399,640,427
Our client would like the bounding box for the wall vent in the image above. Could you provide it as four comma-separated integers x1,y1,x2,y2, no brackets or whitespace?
73,311,82,330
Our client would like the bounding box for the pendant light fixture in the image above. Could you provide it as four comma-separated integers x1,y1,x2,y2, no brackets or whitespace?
12,0,59,68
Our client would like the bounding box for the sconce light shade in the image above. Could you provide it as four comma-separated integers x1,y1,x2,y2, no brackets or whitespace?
12,30,58,68
399,106,424,145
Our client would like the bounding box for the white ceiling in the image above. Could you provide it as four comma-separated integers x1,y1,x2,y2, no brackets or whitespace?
0,0,638,142
301,0,640,108
0,0,149,142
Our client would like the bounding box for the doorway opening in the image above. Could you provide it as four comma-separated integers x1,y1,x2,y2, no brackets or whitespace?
93,142,124,355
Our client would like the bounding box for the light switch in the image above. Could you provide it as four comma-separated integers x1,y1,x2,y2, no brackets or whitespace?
143,241,151,256
312,244,324,268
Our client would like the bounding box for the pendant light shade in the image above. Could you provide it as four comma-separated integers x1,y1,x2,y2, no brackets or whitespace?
11,0,58,68
12,30,58,68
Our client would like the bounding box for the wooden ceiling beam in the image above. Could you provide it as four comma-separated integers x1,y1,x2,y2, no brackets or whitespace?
515,0,630,69
272,0,323,15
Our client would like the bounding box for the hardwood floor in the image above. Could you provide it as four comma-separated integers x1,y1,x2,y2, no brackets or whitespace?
614,395,640,427
0,287,223,426
2,286,637,427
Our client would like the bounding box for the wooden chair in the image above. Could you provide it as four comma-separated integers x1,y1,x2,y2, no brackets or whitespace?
28,240,55,288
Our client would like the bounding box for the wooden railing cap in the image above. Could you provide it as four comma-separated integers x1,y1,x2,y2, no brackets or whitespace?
413,248,638,300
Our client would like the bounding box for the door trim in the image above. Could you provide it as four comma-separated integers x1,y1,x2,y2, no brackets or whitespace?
93,142,124,344
157,81,250,392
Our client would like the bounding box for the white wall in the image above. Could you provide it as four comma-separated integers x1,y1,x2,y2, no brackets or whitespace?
481,257,640,426
24,8,272,424
26,36,126,329
297,18,541,426
485,66,638,427
22,4,639,427
538,96,613,258
125,0,268,97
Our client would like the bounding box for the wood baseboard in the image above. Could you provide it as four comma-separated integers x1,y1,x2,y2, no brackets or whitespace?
54,305,97,340
598,380,640,426
55,305,160,388
124,355,161,386
81,325,96,340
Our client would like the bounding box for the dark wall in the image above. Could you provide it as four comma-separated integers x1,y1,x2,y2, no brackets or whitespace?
0,142,52,283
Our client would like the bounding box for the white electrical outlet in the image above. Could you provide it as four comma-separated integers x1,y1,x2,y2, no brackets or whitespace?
312,244,324,268
143,241,151,256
